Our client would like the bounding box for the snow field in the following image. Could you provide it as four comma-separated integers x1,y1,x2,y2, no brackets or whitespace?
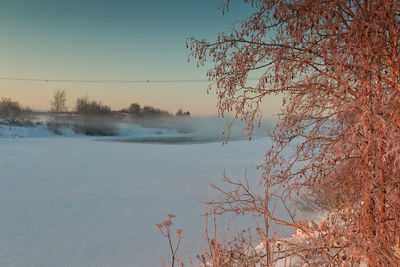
0,135,270,266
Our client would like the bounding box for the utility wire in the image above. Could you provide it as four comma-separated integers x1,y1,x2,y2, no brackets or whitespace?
0,76,265,84
0,76,209,83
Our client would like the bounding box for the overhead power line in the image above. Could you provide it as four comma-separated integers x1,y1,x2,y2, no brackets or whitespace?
0,76,268,84
0,76,209,83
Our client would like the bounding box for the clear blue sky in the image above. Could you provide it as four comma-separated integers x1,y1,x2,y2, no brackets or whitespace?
0,0,281,115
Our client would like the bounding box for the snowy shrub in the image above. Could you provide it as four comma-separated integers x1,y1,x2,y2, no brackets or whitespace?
0,98,32,125
47,113,74,135
47,120,64,135
0,98,23,124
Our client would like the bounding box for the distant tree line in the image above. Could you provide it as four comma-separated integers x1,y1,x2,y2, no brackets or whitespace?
119,103,190,128
0,91,191,135
175,109,190,117
120,103,190,117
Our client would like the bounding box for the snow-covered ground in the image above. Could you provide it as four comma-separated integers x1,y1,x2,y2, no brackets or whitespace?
0,123,183,139
0,123,275,266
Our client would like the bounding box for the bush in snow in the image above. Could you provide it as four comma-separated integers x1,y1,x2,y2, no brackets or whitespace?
73,96,118,136
0,98,32,125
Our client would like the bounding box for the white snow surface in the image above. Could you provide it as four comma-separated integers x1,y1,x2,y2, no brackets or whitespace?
0,123,182,139
0,124,61,138
0,124,274,266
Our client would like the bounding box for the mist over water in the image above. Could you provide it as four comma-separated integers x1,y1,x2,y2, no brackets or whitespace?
118,116,277,144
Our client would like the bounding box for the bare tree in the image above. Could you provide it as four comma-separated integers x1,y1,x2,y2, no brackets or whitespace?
0,98,23,124
187,0,400,265
51,90,67,113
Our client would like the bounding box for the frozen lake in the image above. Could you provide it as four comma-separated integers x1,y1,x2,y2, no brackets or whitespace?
0,136,271,266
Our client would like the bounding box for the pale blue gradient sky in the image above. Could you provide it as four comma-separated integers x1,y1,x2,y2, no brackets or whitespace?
0,0,282,115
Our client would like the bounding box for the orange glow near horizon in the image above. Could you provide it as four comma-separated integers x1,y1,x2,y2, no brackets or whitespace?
0,80,282,116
